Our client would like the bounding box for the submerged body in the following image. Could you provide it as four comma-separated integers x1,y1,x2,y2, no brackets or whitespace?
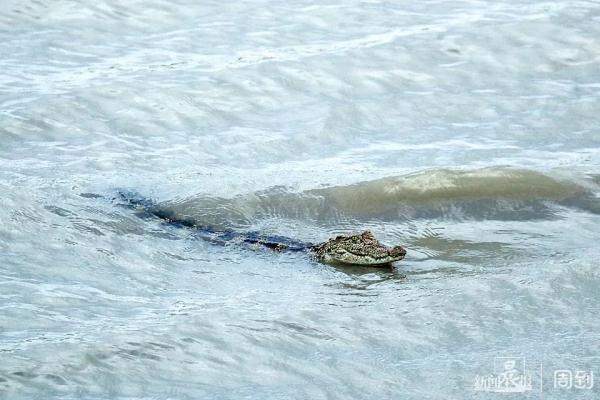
106,190,407,266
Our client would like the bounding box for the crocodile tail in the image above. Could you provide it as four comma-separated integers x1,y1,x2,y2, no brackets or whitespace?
80,189,157,213
111,189,157,210
113,190,200,228
81,189,199,227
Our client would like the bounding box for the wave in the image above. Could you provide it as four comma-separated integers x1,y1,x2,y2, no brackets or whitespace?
157,168,595,225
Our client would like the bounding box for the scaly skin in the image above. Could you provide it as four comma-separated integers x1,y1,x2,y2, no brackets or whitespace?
310,230,406,266
106,190,407,267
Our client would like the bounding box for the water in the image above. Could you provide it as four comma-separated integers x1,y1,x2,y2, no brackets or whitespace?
2,1,600,398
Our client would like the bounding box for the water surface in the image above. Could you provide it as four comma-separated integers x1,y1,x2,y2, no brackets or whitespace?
1,1,600,399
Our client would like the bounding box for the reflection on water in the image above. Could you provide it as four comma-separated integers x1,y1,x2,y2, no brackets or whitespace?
408,234,520,264
161,167,593,227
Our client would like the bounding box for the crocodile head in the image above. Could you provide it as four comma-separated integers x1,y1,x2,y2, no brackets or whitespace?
311,230,406,266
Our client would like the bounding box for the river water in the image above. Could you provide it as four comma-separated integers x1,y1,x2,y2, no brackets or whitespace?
2,1,600,399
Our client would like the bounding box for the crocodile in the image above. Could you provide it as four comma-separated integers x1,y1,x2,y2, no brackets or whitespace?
95,190,406,266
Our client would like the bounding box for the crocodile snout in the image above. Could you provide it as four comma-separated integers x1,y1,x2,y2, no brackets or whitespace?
389,245,407,260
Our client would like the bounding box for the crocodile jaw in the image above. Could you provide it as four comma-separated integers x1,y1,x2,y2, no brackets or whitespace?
311,231,407,266
321,251,405,266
